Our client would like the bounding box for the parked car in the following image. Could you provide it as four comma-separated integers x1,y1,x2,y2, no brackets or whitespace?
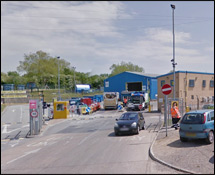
114,112,145,136
202,104,214,109
179,110,214,144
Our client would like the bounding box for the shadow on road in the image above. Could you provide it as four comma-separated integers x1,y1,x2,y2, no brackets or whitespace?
108,132,136,137
167,139,211,148
209,155,214,164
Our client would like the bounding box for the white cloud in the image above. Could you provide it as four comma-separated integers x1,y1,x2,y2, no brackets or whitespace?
144,28,191,44
1,1,214,76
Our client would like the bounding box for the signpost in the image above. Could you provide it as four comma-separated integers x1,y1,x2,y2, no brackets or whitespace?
162,84,172,136
29,99,39,135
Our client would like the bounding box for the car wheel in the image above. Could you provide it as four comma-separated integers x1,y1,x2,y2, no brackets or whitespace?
142,122,145,130
180,137,188,142
206,131,214,144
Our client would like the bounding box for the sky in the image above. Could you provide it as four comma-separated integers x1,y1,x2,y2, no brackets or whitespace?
1,1,214,76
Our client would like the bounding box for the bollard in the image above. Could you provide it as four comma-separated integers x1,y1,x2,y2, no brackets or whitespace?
148,104,151,112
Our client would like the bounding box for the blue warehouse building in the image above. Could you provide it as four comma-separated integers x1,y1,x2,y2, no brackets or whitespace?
104,71,159,100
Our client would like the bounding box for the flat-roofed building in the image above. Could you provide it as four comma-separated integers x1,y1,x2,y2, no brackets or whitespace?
157,71,214,111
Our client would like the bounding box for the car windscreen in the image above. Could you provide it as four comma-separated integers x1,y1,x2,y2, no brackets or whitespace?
104,93,116,99
181,113,204,124
130,96,140,104
119,113,138,120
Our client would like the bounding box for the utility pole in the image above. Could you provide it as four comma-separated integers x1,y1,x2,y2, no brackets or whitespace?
72,66,76,93
57,56,61,100
171,4,177,100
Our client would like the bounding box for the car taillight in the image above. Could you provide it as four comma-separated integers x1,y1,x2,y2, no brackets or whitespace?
202,113,206,124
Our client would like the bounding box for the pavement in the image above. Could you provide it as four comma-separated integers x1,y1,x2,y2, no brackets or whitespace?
149,115,214,174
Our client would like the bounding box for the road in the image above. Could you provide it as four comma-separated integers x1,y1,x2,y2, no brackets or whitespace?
1,104,30,141
1,104,183,174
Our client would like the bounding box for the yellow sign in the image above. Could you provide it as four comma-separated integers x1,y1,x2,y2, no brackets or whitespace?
171,101,179,107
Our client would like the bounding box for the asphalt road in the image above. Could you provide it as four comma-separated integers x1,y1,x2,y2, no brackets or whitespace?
1,104,183,174
1,104,30,141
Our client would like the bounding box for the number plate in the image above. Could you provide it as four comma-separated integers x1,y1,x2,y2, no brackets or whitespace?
120,128,129,131
185,132,196,137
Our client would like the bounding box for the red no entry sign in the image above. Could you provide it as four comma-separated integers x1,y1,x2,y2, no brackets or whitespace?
162,84,172,95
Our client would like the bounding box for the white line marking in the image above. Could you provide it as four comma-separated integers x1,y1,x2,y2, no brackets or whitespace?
2,125,8,133
6,148,41,164
4,124,29,134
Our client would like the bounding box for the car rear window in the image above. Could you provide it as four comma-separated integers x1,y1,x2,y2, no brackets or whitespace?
181,113,204,124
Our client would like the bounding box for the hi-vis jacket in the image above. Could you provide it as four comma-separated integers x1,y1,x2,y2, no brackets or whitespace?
171,107,181,118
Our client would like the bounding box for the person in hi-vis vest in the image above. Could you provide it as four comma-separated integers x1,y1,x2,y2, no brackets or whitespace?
171,101,181,130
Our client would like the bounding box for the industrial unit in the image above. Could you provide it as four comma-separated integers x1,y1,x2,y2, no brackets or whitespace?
104,71,159,100
157,71,214,111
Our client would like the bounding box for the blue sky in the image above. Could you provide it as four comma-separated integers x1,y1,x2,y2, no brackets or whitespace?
1,1,214,76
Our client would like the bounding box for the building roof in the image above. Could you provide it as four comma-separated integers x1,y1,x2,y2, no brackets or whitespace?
156,70,214,78
125,71,160,78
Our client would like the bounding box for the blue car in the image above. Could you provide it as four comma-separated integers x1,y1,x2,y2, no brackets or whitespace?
179,110,214,144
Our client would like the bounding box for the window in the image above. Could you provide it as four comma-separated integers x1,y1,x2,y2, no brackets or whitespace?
210,80,214,87
161,80,165,87
57,104,64,111
105,81,109,87
170,80,174,86
207,113,211,121
191,95,194,100
210,111,214,121
189,80,195,87
202,80,206,87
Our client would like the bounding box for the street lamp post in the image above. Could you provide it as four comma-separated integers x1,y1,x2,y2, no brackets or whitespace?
72,66,76,93
57,56,61,100
171,4,177,100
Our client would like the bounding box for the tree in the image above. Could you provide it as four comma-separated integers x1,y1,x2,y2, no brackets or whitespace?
1,72,8,84
109,61,144,77
17,50,71,88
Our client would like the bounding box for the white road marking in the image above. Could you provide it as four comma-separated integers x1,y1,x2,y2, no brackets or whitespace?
27,137,60,147
2,124,29,134
10,140,20,147
6,148,41,165
2,125,9,133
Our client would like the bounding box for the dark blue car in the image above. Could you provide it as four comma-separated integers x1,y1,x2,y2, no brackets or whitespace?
179,110,214,144
114,112,145,136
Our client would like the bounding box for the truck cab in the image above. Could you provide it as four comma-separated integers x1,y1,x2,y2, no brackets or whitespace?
126,92,147,111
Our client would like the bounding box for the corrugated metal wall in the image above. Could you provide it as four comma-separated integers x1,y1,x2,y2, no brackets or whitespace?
104,72,157,100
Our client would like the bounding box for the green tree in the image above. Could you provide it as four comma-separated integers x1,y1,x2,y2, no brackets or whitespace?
109,61,144,77
17,50,71,88
1,72,8,84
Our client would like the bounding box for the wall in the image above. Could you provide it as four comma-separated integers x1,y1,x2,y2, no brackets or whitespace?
157,71,214,111
104,72,157,100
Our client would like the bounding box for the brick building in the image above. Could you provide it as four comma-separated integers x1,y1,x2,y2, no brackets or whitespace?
157,71,214,111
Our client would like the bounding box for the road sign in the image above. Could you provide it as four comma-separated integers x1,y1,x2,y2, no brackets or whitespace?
162,84,172,95
29,100,37,109
30,110,38,118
